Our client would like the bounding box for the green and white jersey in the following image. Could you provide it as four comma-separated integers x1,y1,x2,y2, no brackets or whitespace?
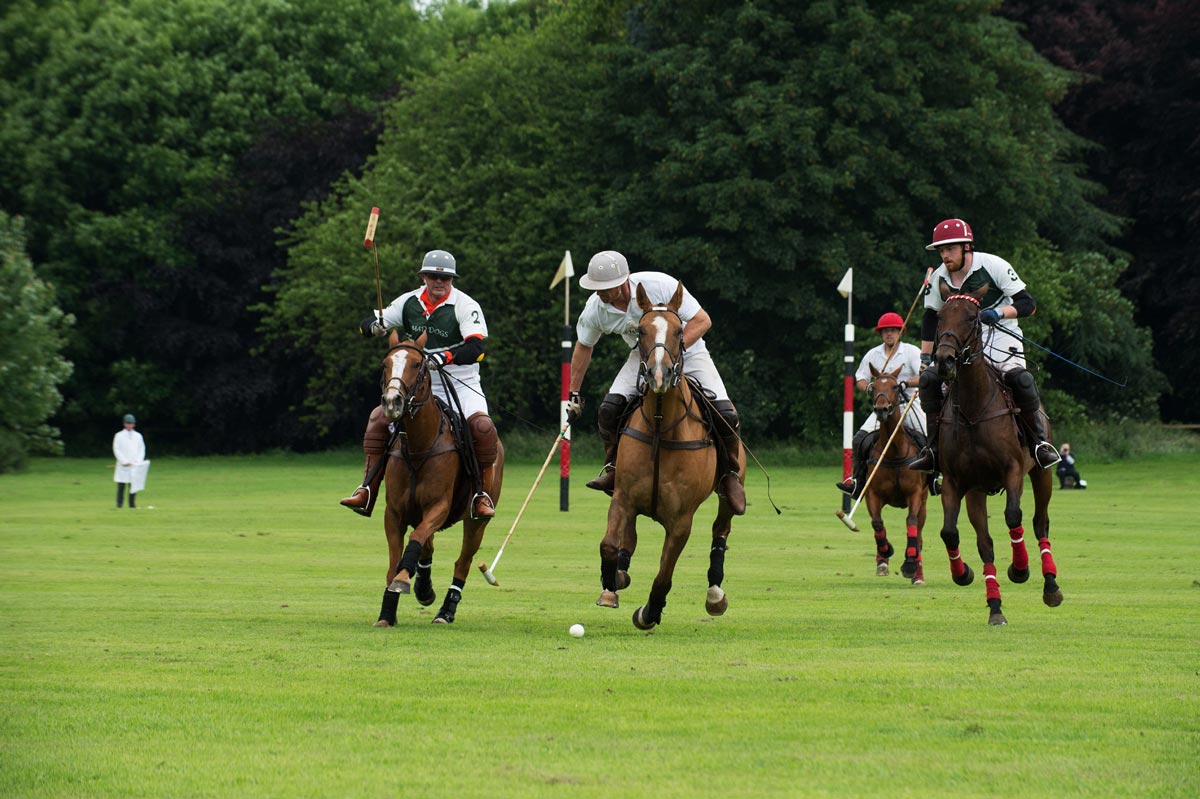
924,251,1028,370
380,286,487,384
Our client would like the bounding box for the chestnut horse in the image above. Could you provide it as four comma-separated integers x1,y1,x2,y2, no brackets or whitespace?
863,364,927,584
929,285,1062,625
373,333,504,627
595,282,746,630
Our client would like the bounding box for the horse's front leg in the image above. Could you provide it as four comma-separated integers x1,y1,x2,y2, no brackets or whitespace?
866,492,894,577
939,483,974,586
391,502,452,593
633,514,696,630
706,503,735,615
598,501,636,608
431,517,492,625
413,539,437,608
377,505,407,627
901,487,925,584
965,490,1005,625
1002,472,1031,585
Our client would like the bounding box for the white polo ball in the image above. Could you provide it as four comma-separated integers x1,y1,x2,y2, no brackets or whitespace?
569,623,585,638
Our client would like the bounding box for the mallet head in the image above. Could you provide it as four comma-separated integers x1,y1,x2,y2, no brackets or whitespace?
835,509,860,532
478,561,498,586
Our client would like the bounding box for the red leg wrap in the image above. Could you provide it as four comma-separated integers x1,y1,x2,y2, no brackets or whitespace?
947,548,966,579
983,562,1001,601
874,530,889,556
905,524,919,560
1009,525,1029,571
1038,537,1057,577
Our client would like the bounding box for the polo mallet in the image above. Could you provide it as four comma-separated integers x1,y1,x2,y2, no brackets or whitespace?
478,425,569,586
836,372,921,532
880,266,934,372
363,207,384,322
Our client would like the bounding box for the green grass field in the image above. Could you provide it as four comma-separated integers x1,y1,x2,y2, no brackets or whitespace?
2,450,1197,798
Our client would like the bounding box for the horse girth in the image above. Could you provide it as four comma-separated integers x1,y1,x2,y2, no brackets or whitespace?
620,389,712,518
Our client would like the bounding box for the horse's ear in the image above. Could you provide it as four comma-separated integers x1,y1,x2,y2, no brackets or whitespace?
939,281,951,301
636,282,652,311
670,281,685,311
870,363,880,377
415,332,428,350
889,365,902,379
388,330,400,348
971,285,988,301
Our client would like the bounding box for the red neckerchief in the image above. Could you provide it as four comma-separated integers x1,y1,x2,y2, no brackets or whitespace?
419,287,452,317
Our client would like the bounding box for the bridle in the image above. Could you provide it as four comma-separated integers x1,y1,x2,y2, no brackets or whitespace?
636,306,685,394
935,293,984,371
869,376,908,422
381,343,431,419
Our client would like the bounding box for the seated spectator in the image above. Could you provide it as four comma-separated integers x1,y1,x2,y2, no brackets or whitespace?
1056,443,1087,489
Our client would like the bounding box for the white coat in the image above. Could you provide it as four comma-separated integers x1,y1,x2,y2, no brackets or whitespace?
113,429,146,483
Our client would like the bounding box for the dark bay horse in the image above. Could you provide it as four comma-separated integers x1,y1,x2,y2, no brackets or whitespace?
374,333,504,627
863,364,927,584
929,285,1062,625
595,282,746,630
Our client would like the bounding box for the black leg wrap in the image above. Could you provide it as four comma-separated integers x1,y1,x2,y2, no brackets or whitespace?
378,588,400,625
616,548,632,573
600,557,617,592
434,585,462,624
414,561,436,607
707,541,728,586
398,539,423,578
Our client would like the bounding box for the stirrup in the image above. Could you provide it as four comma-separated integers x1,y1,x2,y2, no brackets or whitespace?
339,485,374,517
585,463,615,494
1034,442,1062,469
471,492,495,519
835,478,856,496
909,448,937,474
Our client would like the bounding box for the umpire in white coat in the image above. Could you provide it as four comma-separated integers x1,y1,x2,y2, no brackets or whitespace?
113,414,146,509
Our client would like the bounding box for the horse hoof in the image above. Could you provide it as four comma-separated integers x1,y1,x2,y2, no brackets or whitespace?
1043,589,1064,608
875,561,890,577
414,576,436,607
1007,564,1030,584
953,564,975,587
373,619,394,628
431,614,454,624
596,590,619,608
705,585,728,616
388,578,411,594
911,577,925,586
632,606,658,630
901,559,918,579
615,571,631,591
988,612,1008,626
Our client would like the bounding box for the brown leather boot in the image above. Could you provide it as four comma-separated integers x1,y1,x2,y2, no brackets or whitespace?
586,442,617,495
468,413,499,519
340,407,390,517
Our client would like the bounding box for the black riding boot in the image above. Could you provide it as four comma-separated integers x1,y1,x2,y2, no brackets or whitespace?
1006,369,1061,469
836,429,870,496
909,368,944,474
586,393,629,495
713,400,746,515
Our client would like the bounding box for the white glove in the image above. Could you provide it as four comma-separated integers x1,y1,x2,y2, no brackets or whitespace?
565,391,583,425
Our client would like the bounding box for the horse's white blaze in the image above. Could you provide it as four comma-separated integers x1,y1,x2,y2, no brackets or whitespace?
384,348,415,402
650,316,669,389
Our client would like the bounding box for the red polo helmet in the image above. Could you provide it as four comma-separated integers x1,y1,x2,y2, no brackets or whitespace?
926,218,974,250
875,312,904,332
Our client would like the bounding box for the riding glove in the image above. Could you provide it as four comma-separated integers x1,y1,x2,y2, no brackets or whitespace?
565,391,584,425
359,315,386,337
980,308,1001,326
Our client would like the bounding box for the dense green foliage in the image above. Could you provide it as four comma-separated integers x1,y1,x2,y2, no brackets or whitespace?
268,0,1160,442
1002,0,1200,422
0,213,74,471
0,0,1174,453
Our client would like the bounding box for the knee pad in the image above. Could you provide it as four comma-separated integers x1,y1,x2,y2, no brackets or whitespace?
713,399,740,432
918,368,944,413
597,393,632,436
363,405,391,455
1004,369,1039,404
851,429,870,449
467,413,499,464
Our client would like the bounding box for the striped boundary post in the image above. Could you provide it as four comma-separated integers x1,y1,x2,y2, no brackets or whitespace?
843,322,855,514
560,325,572,511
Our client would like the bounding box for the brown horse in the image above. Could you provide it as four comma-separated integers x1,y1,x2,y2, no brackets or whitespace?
595,282,746,630
373,333,504,627
863,364,927,584
929,284,1062,625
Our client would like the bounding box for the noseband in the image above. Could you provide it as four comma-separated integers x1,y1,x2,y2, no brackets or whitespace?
381,343,431,418
935,294,984,369
636,307,685,393
870,378,907,420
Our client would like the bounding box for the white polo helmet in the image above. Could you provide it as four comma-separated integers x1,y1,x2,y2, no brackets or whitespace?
579,250,630,290
419,249,458,277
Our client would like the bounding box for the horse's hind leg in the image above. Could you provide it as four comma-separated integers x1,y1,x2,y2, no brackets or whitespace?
901,493,922,580
432,519,490,625
706,508,733,616
909,497,927,585
1030,467,1063,607
966,491,1005,625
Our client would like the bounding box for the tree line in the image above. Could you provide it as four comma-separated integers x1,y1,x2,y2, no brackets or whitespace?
1,0,1187,470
